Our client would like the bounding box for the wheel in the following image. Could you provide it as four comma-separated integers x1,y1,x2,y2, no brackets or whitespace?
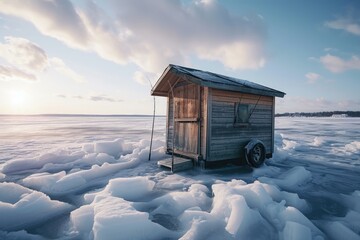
248,143,265,168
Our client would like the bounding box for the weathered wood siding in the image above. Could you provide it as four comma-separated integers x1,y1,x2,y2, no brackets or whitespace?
208,89,274,161
166,95,173,151
166,80,201,158
200,87,208,159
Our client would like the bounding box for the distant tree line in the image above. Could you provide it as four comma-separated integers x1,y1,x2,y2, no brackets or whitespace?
275,111,360,117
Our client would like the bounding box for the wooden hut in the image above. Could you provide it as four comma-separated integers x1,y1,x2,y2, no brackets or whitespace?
152,64,285,171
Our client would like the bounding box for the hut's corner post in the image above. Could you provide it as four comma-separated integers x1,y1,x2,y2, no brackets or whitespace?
271,96,275,154
205,87,212,162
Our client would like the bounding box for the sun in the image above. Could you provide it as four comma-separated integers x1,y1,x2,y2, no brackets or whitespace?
9,90,26,108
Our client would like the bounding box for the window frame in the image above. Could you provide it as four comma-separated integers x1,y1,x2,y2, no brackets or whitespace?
234,103,251,127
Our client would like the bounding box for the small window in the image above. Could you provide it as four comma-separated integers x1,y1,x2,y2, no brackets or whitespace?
234,103,250,124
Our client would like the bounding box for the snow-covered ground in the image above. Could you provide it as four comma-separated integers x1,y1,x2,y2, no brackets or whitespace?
0,115,359,240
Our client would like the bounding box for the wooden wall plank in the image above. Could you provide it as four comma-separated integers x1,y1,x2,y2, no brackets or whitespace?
208,89,274,162
212,89,273,101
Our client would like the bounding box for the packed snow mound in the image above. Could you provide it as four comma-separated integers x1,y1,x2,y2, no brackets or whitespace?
0,182,73,231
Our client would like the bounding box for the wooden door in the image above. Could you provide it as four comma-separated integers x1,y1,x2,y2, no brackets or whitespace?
173,83,200,157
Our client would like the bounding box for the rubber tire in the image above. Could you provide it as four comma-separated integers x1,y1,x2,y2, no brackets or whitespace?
248,143,265,168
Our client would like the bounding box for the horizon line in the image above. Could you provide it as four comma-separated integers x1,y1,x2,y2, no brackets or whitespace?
0,113,166,117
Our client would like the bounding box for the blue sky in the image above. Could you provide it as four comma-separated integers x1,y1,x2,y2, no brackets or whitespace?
0,0,359,114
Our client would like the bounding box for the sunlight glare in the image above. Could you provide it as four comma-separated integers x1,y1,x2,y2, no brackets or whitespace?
9,90,26,108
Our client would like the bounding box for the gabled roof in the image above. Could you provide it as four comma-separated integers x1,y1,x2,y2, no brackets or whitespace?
151,64,285,98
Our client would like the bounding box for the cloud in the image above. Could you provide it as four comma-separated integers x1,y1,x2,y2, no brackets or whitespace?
320,54,360,73
0,65,36,81
305,72,321,84
0,0,267,73
89,95,122,103
57,94,122,103
0,0,89,50
0,36,84,82
0,36,48,72
133,71,149,86
49,58,84,83
133,71,158,86
0,36,45,81
325,17,360,36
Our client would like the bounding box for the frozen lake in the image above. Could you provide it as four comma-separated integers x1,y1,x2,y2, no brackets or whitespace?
0,115,359,239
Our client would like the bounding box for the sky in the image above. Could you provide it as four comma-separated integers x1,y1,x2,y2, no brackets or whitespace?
0,0,359,115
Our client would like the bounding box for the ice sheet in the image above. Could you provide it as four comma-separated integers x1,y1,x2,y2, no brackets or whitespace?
0,116,359,239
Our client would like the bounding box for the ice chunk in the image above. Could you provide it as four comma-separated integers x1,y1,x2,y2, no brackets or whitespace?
179,208,214,231
311,137,324,147
211,180,276,239
0,230,45,240
2,150,84,174
22,171,66,194
210,179,322,239
179,210,228,240
27,144,164,196
2,139,134,175
342,211,360,234
94,139,126,158
81,153,117,165
259,166,311,190
345,141,360,153
261,182,309,212
70,205,95,239
342,190,360,212
322,221,360,240
225,195,263,238
282,221,311,240
280,206,323,238
82,143,94,153
71,196,174,240
139,184,211,217
0,181,32,204
155,173,198,190
282,139,298,150
332,141,360,156
103,176,155,201
0,182,73,231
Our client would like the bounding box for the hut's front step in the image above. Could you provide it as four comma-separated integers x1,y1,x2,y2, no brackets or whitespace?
157,157,193,172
